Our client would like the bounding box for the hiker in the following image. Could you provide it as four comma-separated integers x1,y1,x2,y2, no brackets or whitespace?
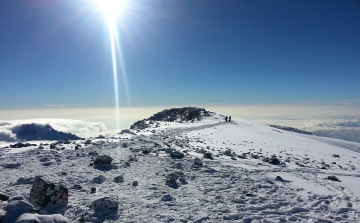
229,116,231,122
225,116,228,122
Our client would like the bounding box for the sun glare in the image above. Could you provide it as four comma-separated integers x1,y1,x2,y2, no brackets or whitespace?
93,0,130,133
94,0,126,21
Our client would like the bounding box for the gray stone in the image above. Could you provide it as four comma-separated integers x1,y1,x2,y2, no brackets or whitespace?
160,194,173,201
327,175,341,182
194,158,203,166
94,155,113,165
114,175,124,183
89,196,118,209
203,152,213,159
170,151,184,158
92,175,106,184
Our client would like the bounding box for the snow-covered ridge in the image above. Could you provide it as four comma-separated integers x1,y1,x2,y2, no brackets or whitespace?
130,107,214,130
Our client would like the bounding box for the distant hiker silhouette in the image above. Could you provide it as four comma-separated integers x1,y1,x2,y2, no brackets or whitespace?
225,116,228,122
229,116,231,122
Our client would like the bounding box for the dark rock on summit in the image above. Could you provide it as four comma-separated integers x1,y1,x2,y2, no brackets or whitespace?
130,107,214,130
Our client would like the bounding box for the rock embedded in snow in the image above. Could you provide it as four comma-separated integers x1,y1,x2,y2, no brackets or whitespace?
203,152,213,159
92,175,106,184
89,196,118,210
114,175,124,183
327,175,341,182
93,155,113,165
29,176,68,207
332,154,340,158
2,162,21,168
170,151,184,158
132,181,138,186
194,158,203,166
160,194,173,202
0,192,9,201
15,176,34,185
15,213,70,223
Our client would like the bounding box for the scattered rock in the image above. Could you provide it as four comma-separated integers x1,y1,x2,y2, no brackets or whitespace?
72,185,82,189
332,154,340,158
0,192,9,201
15,176,34,185
160,194,173,202
203,152,213,159
194,158,203,166
89,196,118,210
94,155,113,165
275,176,285,182
2,162,21,168
90,187,96,193
114,175,124,183
166,177,177,186
224,150,232,156
170,151,184,158
92,175,106,184
132,181,138,186
327,176,341,182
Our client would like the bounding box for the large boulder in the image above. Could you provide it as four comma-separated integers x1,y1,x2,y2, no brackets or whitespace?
94,155,113,165
15,213,70,223
29,176,68,207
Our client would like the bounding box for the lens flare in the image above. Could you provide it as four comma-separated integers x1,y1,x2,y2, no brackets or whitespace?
94,0,130,132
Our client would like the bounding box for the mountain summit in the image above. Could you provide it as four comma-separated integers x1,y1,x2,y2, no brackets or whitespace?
1,107,359,222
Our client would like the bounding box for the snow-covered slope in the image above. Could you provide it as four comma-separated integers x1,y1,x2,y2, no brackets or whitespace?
0,108,359,222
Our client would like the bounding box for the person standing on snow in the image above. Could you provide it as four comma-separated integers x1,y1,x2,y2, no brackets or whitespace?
225,116,228,122
229,116,231,122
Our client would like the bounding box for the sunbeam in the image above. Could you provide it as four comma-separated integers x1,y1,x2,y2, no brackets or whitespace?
94,0,130,131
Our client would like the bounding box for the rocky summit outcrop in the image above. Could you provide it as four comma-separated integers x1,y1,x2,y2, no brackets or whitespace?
10,123,80,141
130,107,213,130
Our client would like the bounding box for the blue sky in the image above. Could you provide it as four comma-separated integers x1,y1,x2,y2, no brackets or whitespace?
1,0,359,110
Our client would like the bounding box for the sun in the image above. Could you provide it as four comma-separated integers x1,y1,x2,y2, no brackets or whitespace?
94,0,126,22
